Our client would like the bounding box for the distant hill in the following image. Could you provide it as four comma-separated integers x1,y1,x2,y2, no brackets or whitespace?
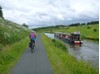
0,17,31,46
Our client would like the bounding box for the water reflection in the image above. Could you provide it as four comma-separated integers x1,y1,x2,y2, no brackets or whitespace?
66,41,99,68
69,44,82,49
45,33,54,39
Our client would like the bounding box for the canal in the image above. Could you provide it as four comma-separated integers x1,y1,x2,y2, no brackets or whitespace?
44,33,99,69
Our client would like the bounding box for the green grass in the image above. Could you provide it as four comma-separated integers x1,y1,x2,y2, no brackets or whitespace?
62,25,99,40
0,17,31,45
36,24,99,41
41,34,98,74
0,17,31,74
0,37,29,74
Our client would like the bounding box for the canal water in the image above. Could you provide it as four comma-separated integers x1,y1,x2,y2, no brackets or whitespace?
44,33,99,68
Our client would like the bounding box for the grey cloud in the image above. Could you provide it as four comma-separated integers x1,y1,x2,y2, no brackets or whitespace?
0,0,99,28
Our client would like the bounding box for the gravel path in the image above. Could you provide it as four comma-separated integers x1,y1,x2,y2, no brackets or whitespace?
11,35,53,74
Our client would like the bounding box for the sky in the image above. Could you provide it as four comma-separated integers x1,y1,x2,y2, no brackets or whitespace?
0,0,99,28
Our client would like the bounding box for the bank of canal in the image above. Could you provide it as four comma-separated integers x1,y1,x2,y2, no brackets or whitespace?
44,33,99,69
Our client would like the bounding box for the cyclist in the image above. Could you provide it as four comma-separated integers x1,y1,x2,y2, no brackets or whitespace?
29,32,36,47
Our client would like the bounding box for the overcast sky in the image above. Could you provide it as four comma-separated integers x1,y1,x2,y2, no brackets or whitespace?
0,0,99,28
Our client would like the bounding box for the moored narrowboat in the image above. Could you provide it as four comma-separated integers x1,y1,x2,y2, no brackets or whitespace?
69,33,83,44
54,32,83,44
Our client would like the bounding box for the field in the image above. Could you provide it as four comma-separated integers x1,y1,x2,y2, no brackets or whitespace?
35,24,99,41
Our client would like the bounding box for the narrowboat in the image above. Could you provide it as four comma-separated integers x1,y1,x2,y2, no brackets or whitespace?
54,32,83,44
69,33,83,44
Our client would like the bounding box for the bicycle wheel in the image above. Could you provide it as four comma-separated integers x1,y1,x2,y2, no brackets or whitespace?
31,43,35,53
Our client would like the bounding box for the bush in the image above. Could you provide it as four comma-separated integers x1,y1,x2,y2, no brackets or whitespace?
87,26,90,29
0,44,3,51
66,27,69,29
93,29,97,32
52,39,55,42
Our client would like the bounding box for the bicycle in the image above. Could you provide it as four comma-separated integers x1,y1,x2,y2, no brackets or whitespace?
29,41,35,53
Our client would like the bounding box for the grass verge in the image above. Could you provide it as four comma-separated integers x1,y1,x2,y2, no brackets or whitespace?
41,34,98,74
0,37,29,74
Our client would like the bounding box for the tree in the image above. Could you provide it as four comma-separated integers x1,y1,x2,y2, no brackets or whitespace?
87,21,99,25
0,6,4,18
69,23,80,26
22,23,29,28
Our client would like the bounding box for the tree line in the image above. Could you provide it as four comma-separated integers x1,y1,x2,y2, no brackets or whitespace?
69,21,99,26
33,20,99,30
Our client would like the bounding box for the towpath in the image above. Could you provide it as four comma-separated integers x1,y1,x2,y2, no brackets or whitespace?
10,34,53,74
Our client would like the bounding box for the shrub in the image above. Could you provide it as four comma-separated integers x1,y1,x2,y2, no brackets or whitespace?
93,29,97,32
66,27,69,29
87,26,90,29
0,44,3,51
